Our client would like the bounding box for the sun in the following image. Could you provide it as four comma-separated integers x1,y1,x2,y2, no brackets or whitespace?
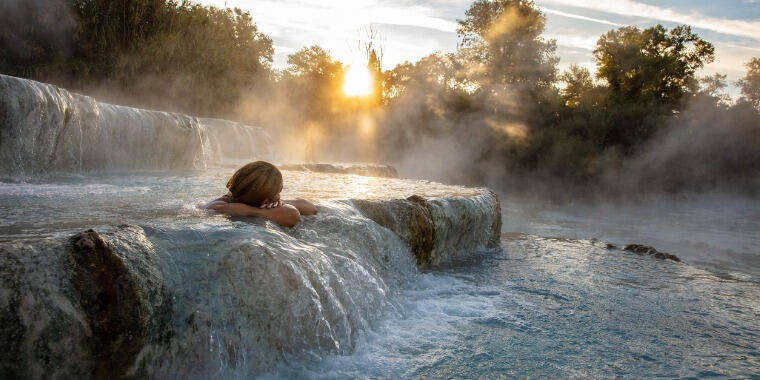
342,65,373,97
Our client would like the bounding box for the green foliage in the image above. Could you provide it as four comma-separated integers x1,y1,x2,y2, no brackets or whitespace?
367,49,384,105
581,25,715,152
697,73,731,108
0,0,77,77
738,57,760,110
1,0,273,116
457,0,558,89
135,5,272,115
70,0,173,77
283,46,344,120
285,46,342,78
559,65,595,107
594,25,714,107
1,0,757,191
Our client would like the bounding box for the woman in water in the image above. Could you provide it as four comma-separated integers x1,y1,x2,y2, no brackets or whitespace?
204,161,316,227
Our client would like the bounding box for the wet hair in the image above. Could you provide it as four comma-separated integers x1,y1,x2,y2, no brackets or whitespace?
224,161,283,207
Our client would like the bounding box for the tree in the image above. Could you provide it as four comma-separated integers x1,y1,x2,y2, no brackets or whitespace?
283,46,344,120
697,73,731,107
590,25,714,151
1,1,274,117
285,46,342,78
0,0,77,78
737,57,760,110
559,65,594,108
367,49,383,104
454,0,560,168
129,5,274,115
457,0,557,89
594,25,714,108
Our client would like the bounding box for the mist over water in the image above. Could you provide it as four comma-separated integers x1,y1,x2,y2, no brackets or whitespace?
3,172,757,378
1,0,760,376
0,73,758,378
499,192,760,279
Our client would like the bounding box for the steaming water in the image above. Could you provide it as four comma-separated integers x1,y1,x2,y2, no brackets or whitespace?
500,194,760,279
2,75,758,377
0,170,493,377
2,171,758,378
0,170,480,240
260,194,760,378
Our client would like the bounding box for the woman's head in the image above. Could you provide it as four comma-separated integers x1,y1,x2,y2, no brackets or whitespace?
226,161,283,207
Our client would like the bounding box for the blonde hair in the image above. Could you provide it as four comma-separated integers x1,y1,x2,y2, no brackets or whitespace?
225,161,283,207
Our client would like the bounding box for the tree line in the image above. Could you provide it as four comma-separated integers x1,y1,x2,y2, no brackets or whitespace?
2,0,759,193
1,0,273,116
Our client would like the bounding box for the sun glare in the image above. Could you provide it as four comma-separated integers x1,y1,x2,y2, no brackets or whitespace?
342,65,373,97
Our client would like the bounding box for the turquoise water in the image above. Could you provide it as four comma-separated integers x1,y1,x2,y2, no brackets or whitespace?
1,173,758,378
4,73,758,377
267,235,759,378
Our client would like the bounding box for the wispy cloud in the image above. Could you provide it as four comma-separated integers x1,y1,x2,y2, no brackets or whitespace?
545,33,599,50
200,0,459,67
200,0,756,95
540,7,624,27
205,0,457,33
542,0,760,40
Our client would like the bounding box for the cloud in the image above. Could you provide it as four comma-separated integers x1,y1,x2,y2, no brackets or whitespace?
540,7,624,27
545,33,599,50
204,0,457,33
199,0,459,68
542,0,760,40
703,43,758,77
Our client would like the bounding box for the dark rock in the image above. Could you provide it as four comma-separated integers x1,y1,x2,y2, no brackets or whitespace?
0,225,170,379
605,243,618,250
353,195,436,265
68,226,171,378
353,190,502,266
623,244,681,262
1,241,95,379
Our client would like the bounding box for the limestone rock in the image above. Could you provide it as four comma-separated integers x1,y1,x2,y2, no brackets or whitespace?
353,190,501,266
0,225,170,379
623,244,681,262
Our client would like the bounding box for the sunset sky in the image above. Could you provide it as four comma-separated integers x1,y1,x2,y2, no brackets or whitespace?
199,0,760,95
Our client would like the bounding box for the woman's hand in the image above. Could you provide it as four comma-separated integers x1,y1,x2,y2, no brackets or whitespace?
260,193,283,209
261,199,283,209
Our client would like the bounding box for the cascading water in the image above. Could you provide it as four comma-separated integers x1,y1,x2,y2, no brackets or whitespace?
0,75,501,378
0,173,501,378
0,74,271,176
1,75,757,379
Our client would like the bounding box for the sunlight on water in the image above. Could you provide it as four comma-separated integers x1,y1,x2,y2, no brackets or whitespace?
2,170,759,378
2,68,758,379
1,171,758,378
0,170,482,240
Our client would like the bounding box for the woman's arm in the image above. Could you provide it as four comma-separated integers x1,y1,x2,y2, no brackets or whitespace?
210,202,301,227
283,199,317,215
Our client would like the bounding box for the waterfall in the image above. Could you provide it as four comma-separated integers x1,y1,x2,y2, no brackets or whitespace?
0,191,500,378
0,75,269,177
0,75,502,378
